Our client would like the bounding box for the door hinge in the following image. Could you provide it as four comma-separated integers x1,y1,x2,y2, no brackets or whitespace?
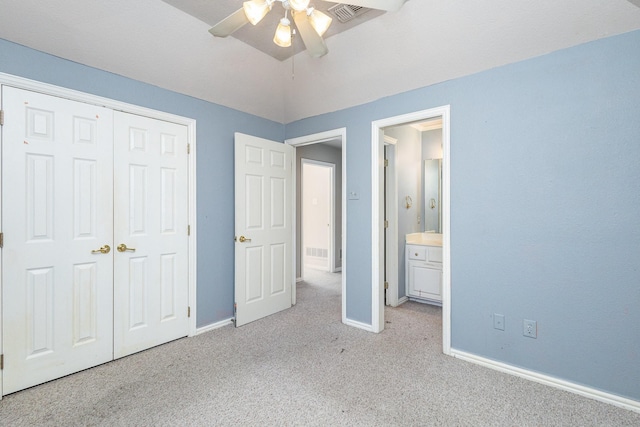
384,281,389,290
384,220,389,229
0,354,3,370
188,225,191,236
0,232,3,248
0,110,4,126
187,143,191,154
384,159,389,167
187,306,191,318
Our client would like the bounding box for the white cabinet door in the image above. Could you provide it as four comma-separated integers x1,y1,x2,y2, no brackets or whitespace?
1,86,114,394
409,264,442,301
113,112,189,358
234,133,294,327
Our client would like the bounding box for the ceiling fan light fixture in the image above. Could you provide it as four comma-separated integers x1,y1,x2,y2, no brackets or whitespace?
273,17,292,47
243,0,272,25
308,8,332,37
288,0,310,12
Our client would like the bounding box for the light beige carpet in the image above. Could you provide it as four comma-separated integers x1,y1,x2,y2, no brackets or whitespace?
0,268,638,426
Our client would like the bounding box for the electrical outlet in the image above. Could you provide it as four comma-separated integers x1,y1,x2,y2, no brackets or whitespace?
523,319,537,338
493,314,505,331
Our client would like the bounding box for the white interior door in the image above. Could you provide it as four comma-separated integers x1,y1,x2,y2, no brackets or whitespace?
113,112,189,358
1,86,114,394
234,133,293,327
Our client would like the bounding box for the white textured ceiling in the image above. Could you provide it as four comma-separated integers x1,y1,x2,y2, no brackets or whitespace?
0,0,639,124
161,0,385,61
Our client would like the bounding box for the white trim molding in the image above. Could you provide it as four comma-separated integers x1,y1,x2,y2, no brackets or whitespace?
371,106,451,354
383,136,399,308
285,128,347,325
452,349,640,414
195,318,235,335
343,318,376,333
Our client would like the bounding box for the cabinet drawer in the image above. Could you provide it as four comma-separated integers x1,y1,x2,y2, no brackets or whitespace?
428,247,443,263
408,245,427,261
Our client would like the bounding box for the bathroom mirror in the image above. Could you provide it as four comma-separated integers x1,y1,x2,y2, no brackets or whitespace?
423,159,442,233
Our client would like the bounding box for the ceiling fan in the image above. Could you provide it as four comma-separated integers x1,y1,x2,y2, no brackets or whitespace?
209,0,408,58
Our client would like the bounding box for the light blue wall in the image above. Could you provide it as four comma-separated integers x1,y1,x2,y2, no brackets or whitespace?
0,38,285,328
286,30,640,400
2,29,639,401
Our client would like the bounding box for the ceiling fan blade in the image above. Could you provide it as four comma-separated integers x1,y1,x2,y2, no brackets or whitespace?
337,0,408,12
293,11,328,58
209,8,249,38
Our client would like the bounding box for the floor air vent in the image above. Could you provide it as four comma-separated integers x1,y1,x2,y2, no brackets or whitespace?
306,247,328,258
328,4,372,23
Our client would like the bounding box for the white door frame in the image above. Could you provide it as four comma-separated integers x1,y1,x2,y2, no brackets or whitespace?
301,158,336,274
371,106,451,355
0,73,198,346
383,136,400,307
285,128,346,323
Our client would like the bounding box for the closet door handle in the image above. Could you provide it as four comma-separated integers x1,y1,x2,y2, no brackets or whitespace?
117,244,136,252
91,245,111,254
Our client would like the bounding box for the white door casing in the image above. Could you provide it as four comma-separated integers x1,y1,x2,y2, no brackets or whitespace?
285,128,347,325
383,136,399,307
1,86,114,394
371,106,451,353
234,133,294,327
113,111,190,358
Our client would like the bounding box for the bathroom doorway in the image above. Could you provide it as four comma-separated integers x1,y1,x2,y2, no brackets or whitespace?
371,106,451,355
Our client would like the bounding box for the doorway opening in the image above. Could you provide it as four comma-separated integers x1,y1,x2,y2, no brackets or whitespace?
286,128,347,324
301,159,336,275
371,106,451,355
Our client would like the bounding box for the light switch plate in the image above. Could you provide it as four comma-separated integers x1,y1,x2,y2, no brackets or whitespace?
494,313,505,331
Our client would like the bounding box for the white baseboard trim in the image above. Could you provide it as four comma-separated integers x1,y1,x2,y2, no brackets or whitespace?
397,296,409,305
195,318,234,335
451,349,640,414
333,267,342,272
296,277,303,283
343,318,374,333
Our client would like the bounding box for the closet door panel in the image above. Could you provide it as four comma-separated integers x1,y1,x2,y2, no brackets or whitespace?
113,111,189,359
1,86,114,394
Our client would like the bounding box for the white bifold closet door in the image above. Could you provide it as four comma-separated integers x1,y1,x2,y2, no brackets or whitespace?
1,87,189,395
113,111,189,359
1,87,115,394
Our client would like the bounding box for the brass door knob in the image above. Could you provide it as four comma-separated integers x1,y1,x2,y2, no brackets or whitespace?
238,236,251,243
117,244,136,252
91,245,111,254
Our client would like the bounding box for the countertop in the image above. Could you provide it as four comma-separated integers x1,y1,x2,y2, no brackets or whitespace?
406,232,442,247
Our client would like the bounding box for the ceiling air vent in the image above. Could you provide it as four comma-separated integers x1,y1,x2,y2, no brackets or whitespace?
328,4,372,23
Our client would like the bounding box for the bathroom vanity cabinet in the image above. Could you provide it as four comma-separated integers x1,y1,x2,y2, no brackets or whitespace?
405,233,443,305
